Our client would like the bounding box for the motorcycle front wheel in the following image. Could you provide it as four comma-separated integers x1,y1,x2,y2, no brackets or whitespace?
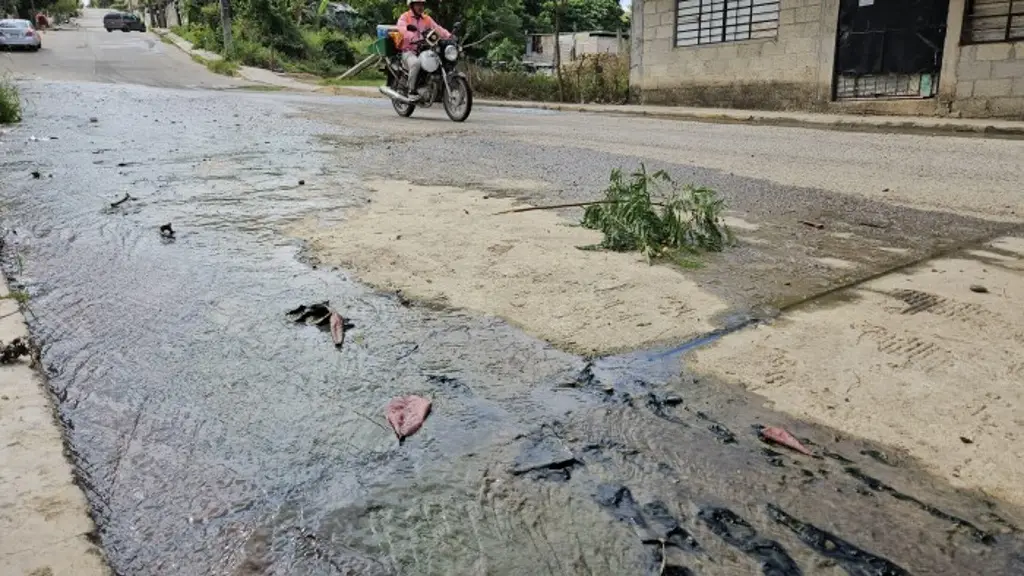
393,100,416,117
443,76,473,123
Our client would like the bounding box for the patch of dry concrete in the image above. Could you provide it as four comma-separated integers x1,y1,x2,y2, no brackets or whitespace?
290,180,727,355
0,283,108,576
689,237,1024,507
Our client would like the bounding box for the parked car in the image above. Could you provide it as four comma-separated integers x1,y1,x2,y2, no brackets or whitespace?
103,12,146,33
0,19,41,51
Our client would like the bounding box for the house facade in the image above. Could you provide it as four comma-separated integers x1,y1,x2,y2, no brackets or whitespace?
525,31,630,71
629,0,1024,118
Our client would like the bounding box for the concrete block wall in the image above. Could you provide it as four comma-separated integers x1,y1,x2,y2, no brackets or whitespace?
631,0,837,109
953,42,1024,118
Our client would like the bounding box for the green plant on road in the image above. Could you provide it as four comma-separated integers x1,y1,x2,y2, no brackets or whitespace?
2,289,30,305
0,76,21,125
581,166,732,262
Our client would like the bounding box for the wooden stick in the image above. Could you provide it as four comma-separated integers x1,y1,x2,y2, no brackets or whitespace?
492,200,666,216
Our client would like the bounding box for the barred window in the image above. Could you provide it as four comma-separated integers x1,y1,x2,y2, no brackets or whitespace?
675,0,782,47
963,0,1024,43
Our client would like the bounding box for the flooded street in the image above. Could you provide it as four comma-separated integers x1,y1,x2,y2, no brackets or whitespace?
4,14,1024,576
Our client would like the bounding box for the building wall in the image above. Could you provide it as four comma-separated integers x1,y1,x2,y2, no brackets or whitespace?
952,42,1024,117
527,33,628,66
631,0,839,109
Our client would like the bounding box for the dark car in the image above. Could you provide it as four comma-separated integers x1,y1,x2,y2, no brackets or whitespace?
103,12,146,33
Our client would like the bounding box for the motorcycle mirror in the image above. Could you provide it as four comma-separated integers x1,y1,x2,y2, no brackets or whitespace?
406,24,418,32
453,21,462,33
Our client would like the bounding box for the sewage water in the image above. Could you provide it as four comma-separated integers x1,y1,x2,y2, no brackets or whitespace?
1,83,1023,575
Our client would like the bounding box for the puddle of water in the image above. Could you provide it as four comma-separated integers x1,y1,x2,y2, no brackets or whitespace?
1,83,1022,576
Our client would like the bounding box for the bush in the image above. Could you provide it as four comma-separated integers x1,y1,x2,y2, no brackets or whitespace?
581,166,732,262
232,37,281,70
468,54,629,104
174,13,366,78
0,76,21,125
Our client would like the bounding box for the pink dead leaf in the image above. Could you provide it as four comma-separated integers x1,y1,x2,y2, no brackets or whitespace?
759,426,813,456
386,395,431,442
329,309,345,348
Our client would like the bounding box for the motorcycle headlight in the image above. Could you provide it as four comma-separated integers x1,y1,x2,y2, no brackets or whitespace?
444,44,459,62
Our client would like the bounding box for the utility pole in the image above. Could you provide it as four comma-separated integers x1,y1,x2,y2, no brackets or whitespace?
219,0,232,55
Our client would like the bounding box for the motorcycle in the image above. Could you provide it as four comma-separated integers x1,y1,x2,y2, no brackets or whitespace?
378,21,473,123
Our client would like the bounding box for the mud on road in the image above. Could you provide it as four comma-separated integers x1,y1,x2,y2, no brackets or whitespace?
2,81,1024,575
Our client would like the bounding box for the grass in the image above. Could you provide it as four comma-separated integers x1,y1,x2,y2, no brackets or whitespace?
468,54,630,105
192,54,239,76
320,77,382,87
581,166,732,263
2,289,30,304
0,75,22,125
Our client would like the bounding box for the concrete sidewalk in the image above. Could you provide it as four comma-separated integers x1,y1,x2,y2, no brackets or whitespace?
0,280,108,575
153,28,1024,136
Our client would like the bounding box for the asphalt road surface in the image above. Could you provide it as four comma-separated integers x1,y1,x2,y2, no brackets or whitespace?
3,9,1024,576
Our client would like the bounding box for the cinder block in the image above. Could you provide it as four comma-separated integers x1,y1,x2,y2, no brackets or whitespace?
1012,77,1024,96
786,22,823,38
956,81,974,98
644,0,658,15
716,44,739,59
992,60,1024,79
642,44,672,65
727,57,751,73
655,0,675,13
1017,43,1024,60
654,24,674,40
646,64,670,80
794,6,820,23
956,59,992,81
696,46,722,61
761,40,785,56
738,42,765,58
780,8,796,25
958,45,976,62
987,97,1024,117
785,37,816,54
954,98,989,117
975,43,1012,61
660,11,677,25
973,78,1013,97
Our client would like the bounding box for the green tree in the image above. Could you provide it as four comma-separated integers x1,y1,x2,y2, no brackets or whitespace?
563,0,624,32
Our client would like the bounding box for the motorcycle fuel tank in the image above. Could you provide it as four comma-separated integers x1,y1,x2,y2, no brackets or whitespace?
419,50,441,73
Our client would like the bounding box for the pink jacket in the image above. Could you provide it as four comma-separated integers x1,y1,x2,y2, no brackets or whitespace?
396,10,450,53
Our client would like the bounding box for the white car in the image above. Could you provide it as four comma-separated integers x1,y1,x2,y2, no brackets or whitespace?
0,19,42,52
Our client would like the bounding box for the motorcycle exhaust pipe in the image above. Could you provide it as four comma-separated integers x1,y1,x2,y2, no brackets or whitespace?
379,85,413,104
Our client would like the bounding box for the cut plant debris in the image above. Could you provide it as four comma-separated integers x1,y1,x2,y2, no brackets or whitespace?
581,165,732,262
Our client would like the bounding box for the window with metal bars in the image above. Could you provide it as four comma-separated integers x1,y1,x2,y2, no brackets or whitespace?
963,0,1024,43
675,0,782,47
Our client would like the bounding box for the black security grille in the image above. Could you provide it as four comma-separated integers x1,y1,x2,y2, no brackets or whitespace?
675,0,781,47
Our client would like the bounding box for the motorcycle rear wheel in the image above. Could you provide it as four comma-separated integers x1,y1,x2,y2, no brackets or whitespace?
443,76,473,123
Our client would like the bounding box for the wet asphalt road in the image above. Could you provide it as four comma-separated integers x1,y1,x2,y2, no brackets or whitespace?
3,11,1024,576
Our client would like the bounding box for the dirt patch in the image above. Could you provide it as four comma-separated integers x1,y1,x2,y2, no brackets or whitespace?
289,180,727,355
688,239,1024,507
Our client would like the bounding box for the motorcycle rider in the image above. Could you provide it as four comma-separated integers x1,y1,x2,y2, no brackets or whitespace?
396,0,451,102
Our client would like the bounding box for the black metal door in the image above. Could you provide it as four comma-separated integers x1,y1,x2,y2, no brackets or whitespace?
833,0,950,99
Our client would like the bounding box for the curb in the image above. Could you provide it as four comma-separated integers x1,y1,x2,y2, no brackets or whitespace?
0,277,110,575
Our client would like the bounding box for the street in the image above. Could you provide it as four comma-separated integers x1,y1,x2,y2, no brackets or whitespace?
2,8,1024,576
